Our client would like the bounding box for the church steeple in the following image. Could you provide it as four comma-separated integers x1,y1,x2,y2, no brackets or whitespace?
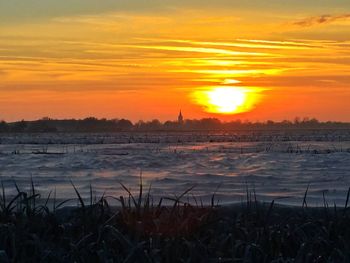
178,110,184,124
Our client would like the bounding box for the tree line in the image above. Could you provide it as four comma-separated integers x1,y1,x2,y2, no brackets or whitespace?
0,117,349,133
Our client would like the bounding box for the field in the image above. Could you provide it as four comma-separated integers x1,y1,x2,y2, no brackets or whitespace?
1,130,350,262
0,130,350,206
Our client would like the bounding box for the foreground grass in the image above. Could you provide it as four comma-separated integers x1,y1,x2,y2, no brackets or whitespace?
1,180,350,262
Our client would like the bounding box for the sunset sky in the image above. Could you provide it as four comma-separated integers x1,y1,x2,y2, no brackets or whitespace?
1,0,350,122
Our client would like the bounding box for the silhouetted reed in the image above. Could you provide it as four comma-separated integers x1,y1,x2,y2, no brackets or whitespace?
1,179,350,262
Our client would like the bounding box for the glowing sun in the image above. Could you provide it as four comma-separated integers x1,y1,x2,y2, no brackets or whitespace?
192,86,260,114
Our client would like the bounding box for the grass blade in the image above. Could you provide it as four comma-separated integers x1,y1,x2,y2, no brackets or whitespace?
71,180,85,210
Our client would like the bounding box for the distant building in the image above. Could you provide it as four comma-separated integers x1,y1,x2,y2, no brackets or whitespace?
178,110,184,124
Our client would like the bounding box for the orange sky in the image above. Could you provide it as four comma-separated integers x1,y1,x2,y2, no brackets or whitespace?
1,1,350,122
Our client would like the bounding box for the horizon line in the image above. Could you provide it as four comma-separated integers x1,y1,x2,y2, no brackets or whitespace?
2,116,350,125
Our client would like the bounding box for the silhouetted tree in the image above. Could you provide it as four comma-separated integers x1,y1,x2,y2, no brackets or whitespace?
0,121,9,132
11,120,27,132
2,116,348,133
117,119,133,131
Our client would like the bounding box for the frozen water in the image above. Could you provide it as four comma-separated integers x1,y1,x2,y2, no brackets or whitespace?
0,131,350,206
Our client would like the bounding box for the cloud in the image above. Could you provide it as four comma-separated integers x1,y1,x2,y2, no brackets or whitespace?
293,14,350,27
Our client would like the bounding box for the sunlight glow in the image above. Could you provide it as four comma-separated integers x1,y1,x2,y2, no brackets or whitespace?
191,86,261,114
222,79,241,84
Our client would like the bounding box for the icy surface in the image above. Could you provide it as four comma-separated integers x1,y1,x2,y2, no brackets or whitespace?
0,131,350,206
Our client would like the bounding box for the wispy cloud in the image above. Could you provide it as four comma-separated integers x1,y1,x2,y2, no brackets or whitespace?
293,14,350,27
136,38,315,50
87,44,273,57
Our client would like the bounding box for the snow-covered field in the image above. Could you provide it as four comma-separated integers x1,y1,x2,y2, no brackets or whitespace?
1,131,350,206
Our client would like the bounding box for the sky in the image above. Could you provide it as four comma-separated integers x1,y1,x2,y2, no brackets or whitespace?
0,0,350,122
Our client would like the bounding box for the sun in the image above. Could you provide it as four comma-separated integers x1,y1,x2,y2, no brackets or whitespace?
192,86,260,114
206,87,246,113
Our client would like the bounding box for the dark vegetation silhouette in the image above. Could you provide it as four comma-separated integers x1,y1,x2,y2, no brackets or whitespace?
1,180,350,262
0,117,349,133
